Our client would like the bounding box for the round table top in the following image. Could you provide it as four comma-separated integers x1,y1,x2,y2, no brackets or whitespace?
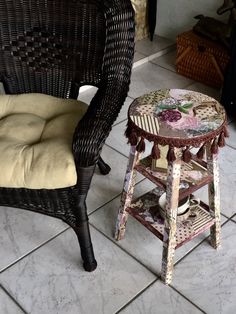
128,89,227,147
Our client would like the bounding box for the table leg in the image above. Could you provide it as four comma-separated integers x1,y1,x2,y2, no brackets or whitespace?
206,145,221,249
115,145,141,241
148,0,157,41
161,152,181,285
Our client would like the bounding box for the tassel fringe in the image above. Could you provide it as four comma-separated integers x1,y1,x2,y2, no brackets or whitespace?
183,146,192,163
136,137,145,152
151,143,160,160
218,132,225,148
125,126,138,146
197,144,205,159
211,138,219,154
167,146,176,162
223,125,230,138
129,131,138,146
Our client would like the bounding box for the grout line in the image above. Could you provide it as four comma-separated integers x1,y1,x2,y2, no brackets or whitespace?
115,279,158,313
132,44,176,70
149,62,176,74
89,222,159,277
0,227,70,274
88,177,147,217
116,277,206,314
169,285,207,314
113,117,128,127
226,143,236,150
0,284,29,314
88,190,122,216
104,143,129,159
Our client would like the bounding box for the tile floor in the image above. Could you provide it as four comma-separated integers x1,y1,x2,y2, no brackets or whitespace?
0,35,236,314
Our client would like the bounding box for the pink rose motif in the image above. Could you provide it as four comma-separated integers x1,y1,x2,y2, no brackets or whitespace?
167,115,199,129
159,109,182,122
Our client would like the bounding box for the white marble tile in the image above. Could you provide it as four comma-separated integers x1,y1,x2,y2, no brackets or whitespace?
106,120,154,158
0,287,25,314
226,121,236,149
87,145,144,214
172,221,236,314
193,146,236,218
135,35,174,57
0,226,156,314
119,280,202,314
151,50,177,72
0,206,67,272
106,120,131,157
77,86,98,104
134,51,146,63
128,62,193,99
185,82,221,101
90,179,226,275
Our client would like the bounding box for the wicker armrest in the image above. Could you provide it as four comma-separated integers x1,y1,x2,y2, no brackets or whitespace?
72,78,132,167
73,2,135,167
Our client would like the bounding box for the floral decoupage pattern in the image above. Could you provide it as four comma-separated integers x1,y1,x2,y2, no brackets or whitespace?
130,89,226,139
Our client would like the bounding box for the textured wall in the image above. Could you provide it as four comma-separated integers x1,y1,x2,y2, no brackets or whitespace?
155,0,228,40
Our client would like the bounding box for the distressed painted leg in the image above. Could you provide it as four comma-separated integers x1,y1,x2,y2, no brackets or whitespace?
161,150,181,285
206,144,221,249
115,145,141,240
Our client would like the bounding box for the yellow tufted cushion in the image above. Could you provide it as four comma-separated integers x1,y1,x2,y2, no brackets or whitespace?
0,93,88,189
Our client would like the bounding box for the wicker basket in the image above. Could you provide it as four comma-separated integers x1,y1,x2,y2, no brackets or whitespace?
176,31,230,88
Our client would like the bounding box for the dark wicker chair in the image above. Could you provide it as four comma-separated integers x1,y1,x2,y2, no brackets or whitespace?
0,0,135,271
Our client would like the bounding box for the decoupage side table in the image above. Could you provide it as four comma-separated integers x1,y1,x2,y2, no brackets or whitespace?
115,89,228,285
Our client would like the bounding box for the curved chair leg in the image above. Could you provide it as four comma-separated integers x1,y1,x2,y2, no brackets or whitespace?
74,165,97,271
97,156,111,175
75,195,97,271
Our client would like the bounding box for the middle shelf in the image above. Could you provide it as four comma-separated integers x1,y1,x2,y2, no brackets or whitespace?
135,155,213,200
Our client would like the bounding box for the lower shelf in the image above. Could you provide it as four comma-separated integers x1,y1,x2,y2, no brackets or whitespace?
126,188,215,249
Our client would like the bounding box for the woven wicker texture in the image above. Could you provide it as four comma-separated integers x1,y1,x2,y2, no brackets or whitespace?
176,31,230,88
0,0,135,271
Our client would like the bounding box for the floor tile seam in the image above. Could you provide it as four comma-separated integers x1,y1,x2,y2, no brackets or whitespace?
0,226,70,274
143,61,194,80
135,42,175,58
133,45,176,70
0,284,29,314
226,143,236,150
115,278,158,313
230,214,236,222
174,217,231,267
115,277,206,314
169,285,207,314
88,192,122,216
148,61,177,74
88,178,146,217
89,222,159,277
104,143,129,159
113,117,128,127
221,212,233,220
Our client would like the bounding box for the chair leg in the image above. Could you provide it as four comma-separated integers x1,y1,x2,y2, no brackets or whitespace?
97,156,111,175
75,196,97,272
74,165,97,271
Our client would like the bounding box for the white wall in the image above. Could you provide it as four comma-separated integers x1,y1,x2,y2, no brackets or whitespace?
155,0,229,40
